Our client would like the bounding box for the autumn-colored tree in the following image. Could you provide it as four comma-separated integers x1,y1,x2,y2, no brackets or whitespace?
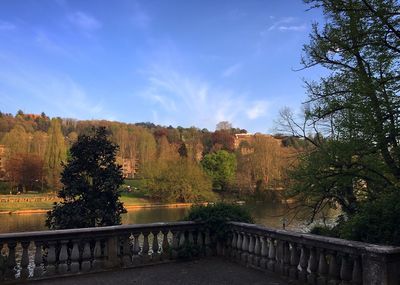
211,130,235,152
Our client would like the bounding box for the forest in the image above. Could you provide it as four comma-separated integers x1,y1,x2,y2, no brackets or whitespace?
0,110,301,202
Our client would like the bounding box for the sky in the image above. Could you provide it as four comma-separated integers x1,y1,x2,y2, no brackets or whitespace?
0,0,325,133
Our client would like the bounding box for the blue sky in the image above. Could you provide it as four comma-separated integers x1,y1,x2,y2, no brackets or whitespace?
0,0,324,133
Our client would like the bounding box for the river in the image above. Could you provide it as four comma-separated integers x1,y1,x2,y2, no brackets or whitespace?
0,200,338,234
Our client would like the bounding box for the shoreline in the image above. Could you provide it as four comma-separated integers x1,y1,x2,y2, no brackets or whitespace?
0,202,208,215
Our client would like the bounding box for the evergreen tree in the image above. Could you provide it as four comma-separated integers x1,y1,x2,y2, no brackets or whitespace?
46,127,126,229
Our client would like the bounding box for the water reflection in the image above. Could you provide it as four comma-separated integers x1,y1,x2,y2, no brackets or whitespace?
0,201,338,234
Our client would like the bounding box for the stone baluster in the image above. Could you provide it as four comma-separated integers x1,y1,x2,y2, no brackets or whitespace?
289,242,300,279
282,241,290,276
141,231,150,263
317,249,328,284
267,238,276,272
230,231,238,259
259,236,269,269
45,241,57,276
253,235,261,267
122,235,133,267
81,240,92,272
308,247,318,284
161,230,170,260
20,241,30,279
240,232,249,264
132,233,141,264
247,234,255,265
58,240,69,274
327,250,340,285
152,231,160,261
236,231,243,262
339,254,353,284
298,245,310,282
197,231,205,256
171,230,180,258
5,241,16,279
275,239,283,273
70,239,80,273
351,255,362,285
92,239,104,270
33,241,43,277
179,231,186,247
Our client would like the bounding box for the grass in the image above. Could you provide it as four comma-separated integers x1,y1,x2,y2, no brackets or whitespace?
0,180,153,212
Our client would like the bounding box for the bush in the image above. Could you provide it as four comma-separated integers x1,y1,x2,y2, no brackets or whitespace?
309,225,340,238
339,192,400,246
184,203,254,240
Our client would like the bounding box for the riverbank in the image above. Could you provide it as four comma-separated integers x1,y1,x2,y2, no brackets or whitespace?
0,201,208,215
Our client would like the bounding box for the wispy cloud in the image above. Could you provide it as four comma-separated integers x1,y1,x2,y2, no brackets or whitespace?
0,20,16,31
136,64,269,129
264,17,306,33
131,2,151,29
246,101,268,119
34,31,72,57
222,63,242,78
68,11,101,32
0,54,111,119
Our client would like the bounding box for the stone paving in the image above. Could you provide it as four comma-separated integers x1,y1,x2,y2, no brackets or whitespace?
31,258,289,285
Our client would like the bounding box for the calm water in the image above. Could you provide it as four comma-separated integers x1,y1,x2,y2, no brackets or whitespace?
0,201,337,234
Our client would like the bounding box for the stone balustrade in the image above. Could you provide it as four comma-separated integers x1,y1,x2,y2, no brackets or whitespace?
0,221,209,283
224,222,400,285
1,221,400,284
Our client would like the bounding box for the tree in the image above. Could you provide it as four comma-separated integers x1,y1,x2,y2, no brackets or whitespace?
201,150,237,191
283,0,400,220
147,159,215,202
216,121,232,131
46,127,126,229
45,119,67,190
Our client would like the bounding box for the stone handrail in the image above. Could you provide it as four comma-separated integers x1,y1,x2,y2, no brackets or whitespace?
0,221,209,283
223,222,400,285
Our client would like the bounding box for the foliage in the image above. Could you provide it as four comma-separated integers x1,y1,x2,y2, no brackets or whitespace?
146,159,215,203
45,119,67,190
184,203,253,240
201,150,237,191
281,0,400,222
339,192,400,246
46,127,126,229
176,243,201,260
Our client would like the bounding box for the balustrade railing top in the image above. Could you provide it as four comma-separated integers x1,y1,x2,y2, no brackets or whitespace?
226,222,400,285
1,221,399,285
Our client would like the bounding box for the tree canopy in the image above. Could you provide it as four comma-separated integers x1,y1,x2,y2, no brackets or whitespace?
46,127,126,229
283,0,400,223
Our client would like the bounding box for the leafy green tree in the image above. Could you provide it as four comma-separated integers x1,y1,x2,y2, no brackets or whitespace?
46,127,126,229
283,0,400,220
202,150,237,191
146,159,215,203
45,119,67,190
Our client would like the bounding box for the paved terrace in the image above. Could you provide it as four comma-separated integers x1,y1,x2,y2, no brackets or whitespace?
0,221,400,284
31,258,288,285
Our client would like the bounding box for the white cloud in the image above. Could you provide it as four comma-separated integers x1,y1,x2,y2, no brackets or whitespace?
68,11,101,32
34,31,71,57
222,63,242,78
0,21,16,31
246,101,268,119
265,17,306,33
136,64,269,129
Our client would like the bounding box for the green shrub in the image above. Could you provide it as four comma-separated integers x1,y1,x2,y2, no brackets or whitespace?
184,203,254,240
339,192,400,246
309,225,340,238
